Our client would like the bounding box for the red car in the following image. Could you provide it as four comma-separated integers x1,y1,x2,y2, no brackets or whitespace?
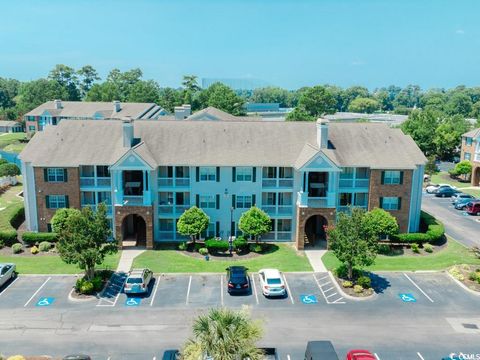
346,350,376,360
466,201,480,216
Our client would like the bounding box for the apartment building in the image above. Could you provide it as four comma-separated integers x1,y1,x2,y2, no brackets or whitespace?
23,100,168,132
460,128,480,186
19,118,426,249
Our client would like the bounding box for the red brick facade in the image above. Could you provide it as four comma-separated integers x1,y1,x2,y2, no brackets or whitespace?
114,206,154,249
460,136,480,186
34,167,81,232
295,207,336,249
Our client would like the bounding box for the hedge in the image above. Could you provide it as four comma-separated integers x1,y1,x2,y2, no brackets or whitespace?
391,211,444,244
0,230,17,247
9,206,25,229
204,238,229,252
22,232,59,245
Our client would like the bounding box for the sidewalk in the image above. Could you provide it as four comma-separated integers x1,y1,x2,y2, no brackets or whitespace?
304,248,328,272
116,247,146,273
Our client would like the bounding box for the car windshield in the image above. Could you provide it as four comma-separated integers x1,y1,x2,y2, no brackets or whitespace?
267,278,282,285
126,278,143,284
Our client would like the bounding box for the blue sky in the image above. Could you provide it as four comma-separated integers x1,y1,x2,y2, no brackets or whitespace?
0,0,479,89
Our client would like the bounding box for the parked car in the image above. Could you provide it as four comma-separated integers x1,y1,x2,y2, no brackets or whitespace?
304,341,339,360
426,183,455,193
124,268,153,294
435,187,459,197
226,266,250,294
162,350,180,360
455,198,479,210
451,193,475,203
63,355,92,360
0,263,16,288
258,268,286,297
466,201,480,216
346,349,376,360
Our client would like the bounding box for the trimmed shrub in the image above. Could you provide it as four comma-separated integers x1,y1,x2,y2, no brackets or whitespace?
334,264,362,279
91,275,104,292
11,243,22,254
249,243,263,253
30,246,39,255
353,284,363,293
378,243,391,255
357,275,372,289
342,280,353,288
0,230,17,247
38,241,52,252
199,247,208,256
205,239,229,252
392,211,445,244
22,232,58,245
178,242,187,251
233,236,249,252
411,243,420,253
423,243,433,253
468,272,479,282
75,278,94,295
9,206,24,230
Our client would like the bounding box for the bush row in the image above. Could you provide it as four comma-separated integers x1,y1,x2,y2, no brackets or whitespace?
391,211,444,244
9,206,25,230
22,232,58,245
0,230,17,247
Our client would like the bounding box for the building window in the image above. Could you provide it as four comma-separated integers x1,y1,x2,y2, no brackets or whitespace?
46,195,67,209
159,192,174,205
236,167,253,181
201,223,216,238
278,192,292,205
28,126,36,132
159,166,173,178
340,167,354,179
279,167,293,178
381,197,400,210
277,219,292,232
354,193,368,207
81,191,96,205
356,168,369,179
465,152,471,161
200,167,216,181
466,137,473,146
199,195,216,208
236,195,252,209
175,192,190,206
262,192,276,205
46,168,66,182
98,191,111,204
80,165,94,177
383,170,402,185
96,165,110,177
175,166,189,178
339,193,352,206
263,167,277,178
159,219,174,232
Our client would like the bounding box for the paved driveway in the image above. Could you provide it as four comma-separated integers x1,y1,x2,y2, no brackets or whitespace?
422,192,480,247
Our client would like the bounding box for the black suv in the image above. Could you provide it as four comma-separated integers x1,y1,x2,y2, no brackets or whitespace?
226,266,250,294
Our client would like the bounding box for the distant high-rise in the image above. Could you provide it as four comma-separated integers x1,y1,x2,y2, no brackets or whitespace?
201,77,269,90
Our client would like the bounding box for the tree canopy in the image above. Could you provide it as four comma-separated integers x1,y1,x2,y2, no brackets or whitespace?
177,206,210,243
0,163,20,177
238,206,271,243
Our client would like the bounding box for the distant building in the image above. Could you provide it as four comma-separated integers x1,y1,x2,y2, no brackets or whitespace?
245,103,280,113
0,121,24,133
24,100,168,132
460,128,480,186
162,106,262,122
201,78,269,90
325,112,408,127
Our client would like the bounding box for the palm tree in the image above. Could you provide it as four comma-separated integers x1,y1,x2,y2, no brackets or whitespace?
182,308,264,360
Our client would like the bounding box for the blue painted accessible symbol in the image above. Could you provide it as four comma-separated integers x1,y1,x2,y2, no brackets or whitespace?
399,293,416,302
36,297,55,306
300,295,318,304
125,297,141,307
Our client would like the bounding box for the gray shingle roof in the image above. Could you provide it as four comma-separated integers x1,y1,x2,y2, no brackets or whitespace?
463,128,480,138
20,120,426,169
0,121,22,127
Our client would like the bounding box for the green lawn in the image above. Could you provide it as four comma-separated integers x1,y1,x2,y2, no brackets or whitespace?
0,183,23,231
3,142,26,153
0,252,121,274
0,132,27,150
133,243,312,273
322,237,480,272
430,172,470,188
463,188,480,198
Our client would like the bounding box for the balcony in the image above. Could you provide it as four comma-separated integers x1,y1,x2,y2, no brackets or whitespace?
158,178,191,187
308,198,328,208
297,191,336,208
80,177,111,188
262,178,293,188
118,190,152,206
339,177,369,188
261,205,292,216
81,203,113,215
158,204,190,215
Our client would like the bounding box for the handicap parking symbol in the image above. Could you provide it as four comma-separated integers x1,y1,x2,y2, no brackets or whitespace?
399,293,416,302
125,297,141,307
36,297,55,307
300,295,318,304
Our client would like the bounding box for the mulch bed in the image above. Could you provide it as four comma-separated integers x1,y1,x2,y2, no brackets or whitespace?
379,237,447,257
180,249,261,261
333,273,374,298
450,264,480,293
0,246,57,257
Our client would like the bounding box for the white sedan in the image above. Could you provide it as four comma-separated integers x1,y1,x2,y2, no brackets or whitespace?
258,268,286,297
425,183,456,193
0,263,16,288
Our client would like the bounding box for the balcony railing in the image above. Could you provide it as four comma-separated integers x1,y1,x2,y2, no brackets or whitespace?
308,198,328,208
175,178,190,187
277,231,292,240
158,178,173,187
158,178,191,187
261,205,276,216
80,177,111,188
278,205,293,215
158,205,190,215
339,178,369,188
262,178,293,188
123,195,144,206
81,203,112,215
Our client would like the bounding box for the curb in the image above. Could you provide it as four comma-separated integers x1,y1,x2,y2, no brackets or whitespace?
19,273,82,277
446,271,480,297
327,271,377,301
67,287,97,302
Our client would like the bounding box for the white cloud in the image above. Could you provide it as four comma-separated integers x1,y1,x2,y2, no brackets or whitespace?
456,29,465,35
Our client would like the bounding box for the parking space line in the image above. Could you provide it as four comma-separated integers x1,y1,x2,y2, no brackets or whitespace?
331,298,346,304
417,352,425,360
323,286,334,292
282,273,294,304
313,273,346,304
403,273,434,303
317,275,329,281
24,277,51,307
150,275,161,306
0,276,18,298
325,292,338,298
374,353,381,360
186,275,192,305
252,274,259,304
220,275,224,306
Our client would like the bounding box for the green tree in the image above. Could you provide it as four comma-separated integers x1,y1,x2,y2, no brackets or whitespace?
394,84,421,108
471,101,480,119
363,208,399,239
454,160,473,181
238,206,271,244
182,308,264,360
85,82,122,102
433,114,470,160
127,80,160,103
297,85,337,117
199,82,245,115
445,92,473,116
285,107,314,121
177,206,209,244
182,75,201,106
0,163,20,177
341,86,370,110
419,90,446,112
158,87,183,112
347,97,380,113
251,87,291,107
325,207,378,279
0,77,20,109
51,208,81,233
400,109,440,156
48,64,80,101
77,65,100,99
16,79,69,113
425,155,438,175
56,204,117,280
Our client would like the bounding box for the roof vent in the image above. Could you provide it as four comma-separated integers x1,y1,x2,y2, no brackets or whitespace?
316,118,329,149
122,120,134,148
113,100,121,113
53,99,62,110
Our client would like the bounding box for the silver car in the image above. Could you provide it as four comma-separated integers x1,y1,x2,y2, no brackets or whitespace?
124,268,153,294
0,263,16,288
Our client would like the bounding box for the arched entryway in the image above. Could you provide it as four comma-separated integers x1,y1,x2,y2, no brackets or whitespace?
304,215,328,248
121,214,147,247
473,167,480,187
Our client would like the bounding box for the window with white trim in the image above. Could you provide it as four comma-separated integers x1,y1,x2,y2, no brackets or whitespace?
199,195,216,208
466,137,473,146
47,195,67,209
236,195,252,209
236,167,253,181
200,167,216,181
383,170,401,185
382,197,400,210
159,219,174,231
